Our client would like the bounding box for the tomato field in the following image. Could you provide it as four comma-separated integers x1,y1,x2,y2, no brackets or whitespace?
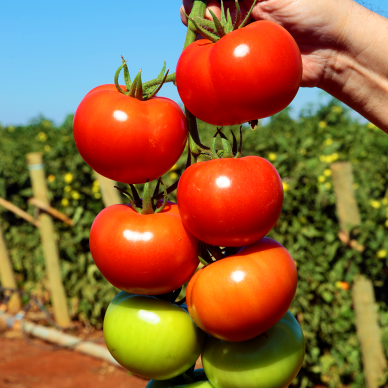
2,1,388,386
1,99,388,387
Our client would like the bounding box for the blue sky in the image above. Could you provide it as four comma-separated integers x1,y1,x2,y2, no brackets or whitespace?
1,0,387,126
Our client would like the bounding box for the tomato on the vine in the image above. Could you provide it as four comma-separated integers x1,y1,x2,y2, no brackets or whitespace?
177,156,283,247
104,292,206,380
202,311,305,388
73,86,188,184
176,20,302,126
186,238,297,342
89,203,199,295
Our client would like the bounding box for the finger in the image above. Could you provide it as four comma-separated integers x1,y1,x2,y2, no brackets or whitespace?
181,1,250,28
242,0,263,21
180,5,189,26
182,0,194,22
205,1,222,20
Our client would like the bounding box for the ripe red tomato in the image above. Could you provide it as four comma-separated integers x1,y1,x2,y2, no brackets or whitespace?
176,20,302,126
89,204,199,295
73,87,188,184
85,83,126,96
156,200,180,214
177,156,283,247
186,238,297,342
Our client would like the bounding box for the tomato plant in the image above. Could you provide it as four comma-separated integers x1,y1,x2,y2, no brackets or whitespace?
176,20,302,126
186,238,297,342
177,156,283,247
73,87,188,184
202,311,305,388
89,203,199,295
104,292,206,380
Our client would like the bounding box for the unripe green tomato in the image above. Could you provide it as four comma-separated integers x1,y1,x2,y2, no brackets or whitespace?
104,292,206,380
202,312,305,388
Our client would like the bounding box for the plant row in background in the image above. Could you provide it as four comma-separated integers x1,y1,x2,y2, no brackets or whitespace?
0,99,388,387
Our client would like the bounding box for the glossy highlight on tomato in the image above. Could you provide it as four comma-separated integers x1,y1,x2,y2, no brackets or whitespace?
202,311,305,388
176,20,302,126
73,86,188,184
186,238,297,342
89,203,199,295
177,156,283,247
104,292,206,380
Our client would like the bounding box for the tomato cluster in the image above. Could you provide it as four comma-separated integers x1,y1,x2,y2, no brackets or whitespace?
73,5,305,387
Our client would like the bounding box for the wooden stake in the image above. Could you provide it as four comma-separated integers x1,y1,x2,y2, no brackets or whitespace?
28,197,74,226
26,153,71,327
331,161,386,388
331,162,361,236
352,276,387,388
0,216,21,314
94,172,122,207
0,197,40,227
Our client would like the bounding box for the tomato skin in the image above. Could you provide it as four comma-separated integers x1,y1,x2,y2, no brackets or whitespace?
176,20,302,126
202,311,305,388
177,156,283,247
156,200,181,214
89,204,199,295
104,292,206,380
85,84,126,96
186,238,297,342
73,89,188,184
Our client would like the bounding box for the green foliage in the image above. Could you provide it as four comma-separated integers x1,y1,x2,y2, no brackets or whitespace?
1,100,388,387
0,116,112,325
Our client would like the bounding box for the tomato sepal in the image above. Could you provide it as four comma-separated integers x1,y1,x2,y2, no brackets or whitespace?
187,0,258,42
113,57,174,101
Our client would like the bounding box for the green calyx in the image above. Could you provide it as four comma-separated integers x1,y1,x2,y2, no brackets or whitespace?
114,56,176,101
186,0,258,43
211,127,243,159
198,242,240,266
114,179,168,215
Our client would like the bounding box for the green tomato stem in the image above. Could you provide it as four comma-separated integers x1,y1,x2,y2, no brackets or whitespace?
198,256,210,267
183,0,208,50
142,72,176,91
141,181,154,215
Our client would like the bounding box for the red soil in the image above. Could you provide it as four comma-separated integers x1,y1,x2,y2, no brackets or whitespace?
0,335,148,388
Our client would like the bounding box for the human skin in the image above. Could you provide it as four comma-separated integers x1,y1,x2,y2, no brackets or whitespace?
181,0,388,134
